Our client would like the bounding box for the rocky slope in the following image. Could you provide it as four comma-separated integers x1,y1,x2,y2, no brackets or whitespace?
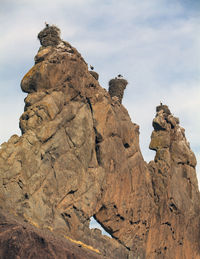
0,25,199,259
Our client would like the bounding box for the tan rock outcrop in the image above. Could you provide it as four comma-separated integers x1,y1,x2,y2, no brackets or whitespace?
0,26,199,259
147,104,200,258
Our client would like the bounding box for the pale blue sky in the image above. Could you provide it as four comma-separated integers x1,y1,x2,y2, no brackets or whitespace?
0,0,199,188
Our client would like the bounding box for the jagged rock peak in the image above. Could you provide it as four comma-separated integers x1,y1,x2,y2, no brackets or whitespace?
152,104,179,132
147,104,200,258
21,27,88,94
156,103,171,115
108,77,128,103
150,103,196,167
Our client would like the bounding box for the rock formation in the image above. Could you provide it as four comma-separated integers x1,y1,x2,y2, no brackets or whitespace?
0,26,199,259
89,70,99,81
147,104,200,258
0,210,103,259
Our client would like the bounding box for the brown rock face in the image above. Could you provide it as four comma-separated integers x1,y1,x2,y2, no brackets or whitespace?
89,70,99,81
0,26,199,258
0,210,103,259
147,104,200,258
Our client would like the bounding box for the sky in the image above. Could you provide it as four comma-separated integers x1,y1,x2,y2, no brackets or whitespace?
0,0,200,232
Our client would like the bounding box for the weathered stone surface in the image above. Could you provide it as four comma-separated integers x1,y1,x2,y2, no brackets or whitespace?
0,26,131,258
89,71,99,80
147,104,200,258
156,104,171,115
149,130,171,150
0,210,105,259
0,27,199,258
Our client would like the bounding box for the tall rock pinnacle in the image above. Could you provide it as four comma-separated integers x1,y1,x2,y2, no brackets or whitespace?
147,104,200,258
0,26,199,259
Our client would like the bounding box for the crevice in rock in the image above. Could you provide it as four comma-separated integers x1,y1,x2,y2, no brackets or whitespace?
24,193,29,199
166,118,175,129
151,179,160,203
52,166,59,193
61,212,71,230
94,127,103,166
42,130,57,144
116,214,125,221
70,92,81,102
123,143,130,149
31,167,54,196
67,189,78,195
177,160,195,169
26,137,34,146
161,221,176,240
64,76,72,82
18,179,24,189
153,121,167,131
162,221,171,226
86,83,96,88
86,97,93,114
99,204,106,211
169,202,179,214
134,220,141,225
72,206,89,226
95,131,103,144
65,131,76,148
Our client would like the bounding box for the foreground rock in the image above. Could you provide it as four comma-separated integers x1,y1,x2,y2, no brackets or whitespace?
0,26,199,258
0,210,103,259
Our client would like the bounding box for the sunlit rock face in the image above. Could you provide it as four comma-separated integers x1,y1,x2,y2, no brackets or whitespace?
0,26,199,259
147,104,200,259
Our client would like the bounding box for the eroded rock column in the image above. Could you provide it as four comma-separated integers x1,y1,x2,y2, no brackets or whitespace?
146,104,200,259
